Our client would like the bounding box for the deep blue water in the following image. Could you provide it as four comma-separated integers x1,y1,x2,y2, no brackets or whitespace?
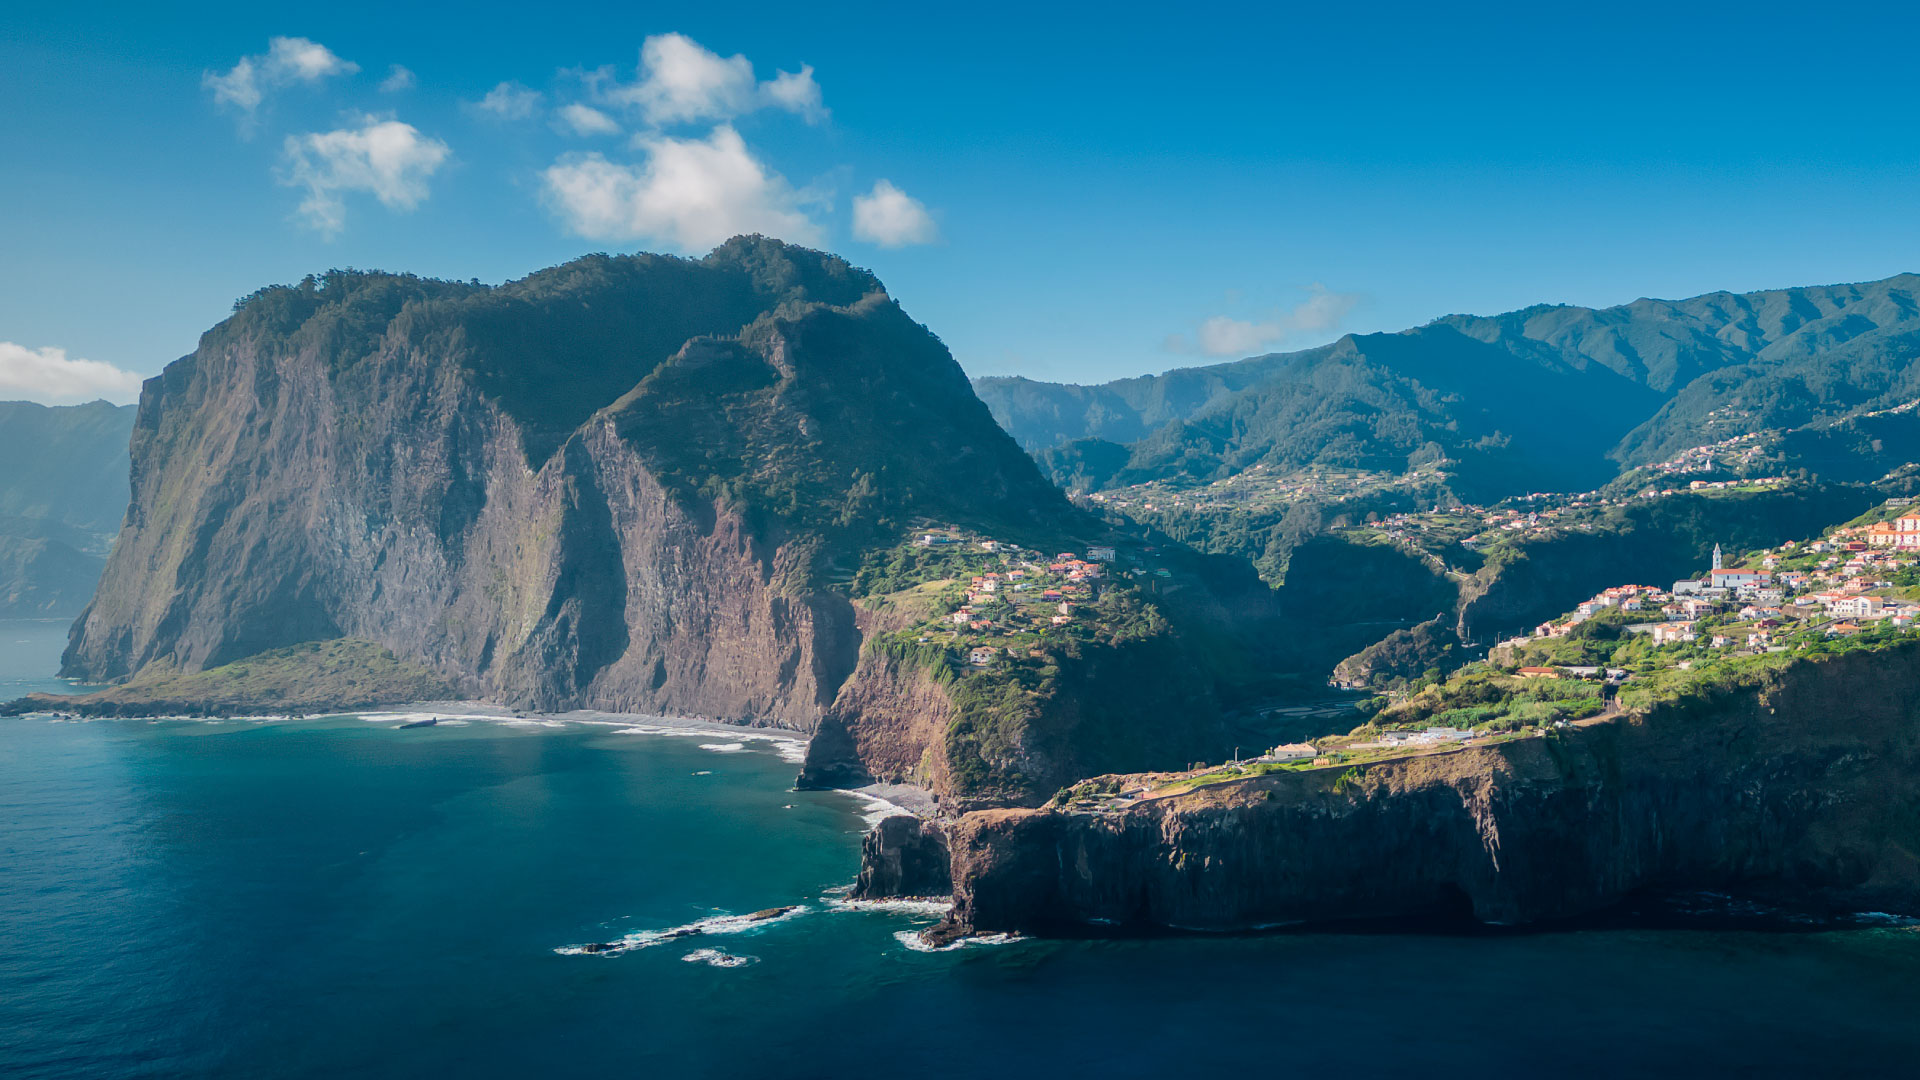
5,620,1920,1078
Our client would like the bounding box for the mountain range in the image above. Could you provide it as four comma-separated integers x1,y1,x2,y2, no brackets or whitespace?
976,274,1920,498
29,247,1920,808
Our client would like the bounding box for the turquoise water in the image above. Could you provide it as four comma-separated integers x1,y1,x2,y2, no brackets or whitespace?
1,619,102,698
5,626,1920,1077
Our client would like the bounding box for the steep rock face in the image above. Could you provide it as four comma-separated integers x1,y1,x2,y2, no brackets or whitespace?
64,239,1069,737
799,639,957,789
852,816,952,899
940,644,1920,937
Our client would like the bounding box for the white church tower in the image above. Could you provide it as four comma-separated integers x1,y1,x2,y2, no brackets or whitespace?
1712,543,1723,571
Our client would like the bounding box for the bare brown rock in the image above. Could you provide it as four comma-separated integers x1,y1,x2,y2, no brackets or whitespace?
63,240,1066,747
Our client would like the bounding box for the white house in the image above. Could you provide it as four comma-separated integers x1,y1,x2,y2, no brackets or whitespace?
1894,510,1920,551
1709,567,1769,590
1651,621,1697,645
1830,595,1885,619
1265,743,1317,762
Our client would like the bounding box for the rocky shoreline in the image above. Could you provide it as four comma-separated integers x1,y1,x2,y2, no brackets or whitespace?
28,646,1920,951
871,643,1920,943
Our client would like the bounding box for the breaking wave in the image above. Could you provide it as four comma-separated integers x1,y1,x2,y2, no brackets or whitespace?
555,906,808,957
682,948,756,968
893,930,1024,953
825,895,953,917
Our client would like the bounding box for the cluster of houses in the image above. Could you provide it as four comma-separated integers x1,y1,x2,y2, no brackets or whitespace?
1648,432,1768,476
912,532,1144,666
1686,476,1790,492
1513,526,1920,657
1082,464,1444,517
1859,505,1920,550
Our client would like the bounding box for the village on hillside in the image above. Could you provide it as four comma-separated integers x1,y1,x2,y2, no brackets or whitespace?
859,527,1179,668
1056,498,1920,810
1503,499,1920,660
1083,464,1445,517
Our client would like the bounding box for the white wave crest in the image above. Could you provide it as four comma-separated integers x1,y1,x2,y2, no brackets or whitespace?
358,711,507,725
843,791,915,828
682,948,756,968
555,905,808,957
893,929,1024,953
608,725,808,762
825,895,953,917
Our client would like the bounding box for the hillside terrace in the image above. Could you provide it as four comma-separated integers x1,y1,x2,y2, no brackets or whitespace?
1059,500,1920,797
857,526,1179,668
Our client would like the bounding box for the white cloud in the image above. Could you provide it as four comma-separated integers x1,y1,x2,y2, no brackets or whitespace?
852,180,938,248
0,343,144,405
763,65,827,123
1169,285,1362,357
621,33,757,125
268,36,356,82
204,37,358,122
1195,316,1280,357
541,125,821,252
380,64,416,93
280,116,451,236
204,57,264,113
473,81,542,120
591,34,827,127
556,103,621,137
1286,284,1361,335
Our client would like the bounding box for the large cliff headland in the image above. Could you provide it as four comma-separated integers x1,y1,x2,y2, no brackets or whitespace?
930,641,1920,939
47,237,1280,804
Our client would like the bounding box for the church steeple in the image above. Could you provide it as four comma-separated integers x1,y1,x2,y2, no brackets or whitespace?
1712,543,1723,571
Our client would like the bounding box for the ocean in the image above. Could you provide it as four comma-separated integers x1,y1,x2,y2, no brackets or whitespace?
4,617,1920,1078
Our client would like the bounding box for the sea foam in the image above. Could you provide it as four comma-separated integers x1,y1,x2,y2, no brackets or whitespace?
682,948,756,968
555,906,808,957
892,930,1024,953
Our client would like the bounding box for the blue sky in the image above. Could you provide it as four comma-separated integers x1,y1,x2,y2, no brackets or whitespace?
5,2,1920,402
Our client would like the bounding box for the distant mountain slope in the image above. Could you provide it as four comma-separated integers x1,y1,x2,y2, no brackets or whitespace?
0,400,136,616
976,273,1920,496
972,353,1297,450
0,400,135,534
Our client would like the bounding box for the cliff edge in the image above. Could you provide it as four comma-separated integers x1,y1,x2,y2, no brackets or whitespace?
934,641,1920,938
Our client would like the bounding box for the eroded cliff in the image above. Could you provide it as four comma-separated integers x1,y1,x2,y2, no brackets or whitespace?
936,642,1920,937
59,238,1278,804
65,239,1066,736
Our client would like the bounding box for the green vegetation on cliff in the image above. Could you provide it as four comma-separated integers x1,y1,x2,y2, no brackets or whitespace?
979,273,1920,499
5,639,461,716
845,526,1279,805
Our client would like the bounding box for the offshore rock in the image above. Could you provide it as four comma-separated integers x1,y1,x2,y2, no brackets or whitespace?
852,815,952,900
